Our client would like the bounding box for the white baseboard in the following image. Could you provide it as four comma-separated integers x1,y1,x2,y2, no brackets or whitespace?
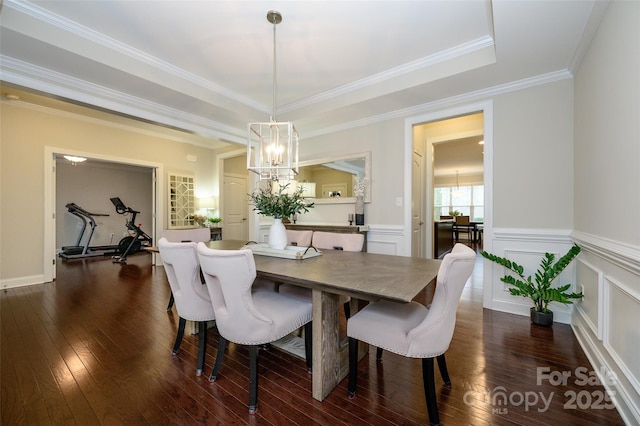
1,274,47,289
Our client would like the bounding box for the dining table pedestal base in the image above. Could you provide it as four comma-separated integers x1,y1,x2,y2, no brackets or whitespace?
311,290,368,401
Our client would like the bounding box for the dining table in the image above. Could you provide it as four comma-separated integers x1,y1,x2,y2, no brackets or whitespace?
193,240,442,401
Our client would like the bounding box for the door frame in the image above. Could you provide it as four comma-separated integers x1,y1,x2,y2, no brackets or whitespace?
404,100,493,308
44,146,163,282
216,148,252,240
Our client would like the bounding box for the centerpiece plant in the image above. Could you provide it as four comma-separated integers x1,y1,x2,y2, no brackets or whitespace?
480,244,582,326
249,181,314,249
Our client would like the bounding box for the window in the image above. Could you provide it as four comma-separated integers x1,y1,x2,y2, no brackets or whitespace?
434,184,484,221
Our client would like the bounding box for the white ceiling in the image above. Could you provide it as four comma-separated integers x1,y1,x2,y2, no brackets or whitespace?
1,0,603,153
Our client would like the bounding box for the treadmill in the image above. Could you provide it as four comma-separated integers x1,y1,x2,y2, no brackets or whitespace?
59,202,119,259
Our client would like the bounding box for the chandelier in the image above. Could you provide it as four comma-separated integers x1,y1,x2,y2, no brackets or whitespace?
247,10,299,181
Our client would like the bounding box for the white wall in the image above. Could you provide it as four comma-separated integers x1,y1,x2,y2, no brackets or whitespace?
571,2,640,424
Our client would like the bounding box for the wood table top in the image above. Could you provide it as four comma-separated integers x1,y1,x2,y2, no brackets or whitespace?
206,240,441,303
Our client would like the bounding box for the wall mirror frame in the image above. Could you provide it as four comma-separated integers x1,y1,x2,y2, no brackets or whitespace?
297,151,371,204
168,172,196,229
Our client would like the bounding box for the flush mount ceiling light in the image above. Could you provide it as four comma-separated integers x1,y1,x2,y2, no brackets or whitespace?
247,10,299,181
63,155,87,165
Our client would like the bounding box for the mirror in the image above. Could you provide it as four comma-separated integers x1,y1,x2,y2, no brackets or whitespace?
168,173,196,228
297,152,371,204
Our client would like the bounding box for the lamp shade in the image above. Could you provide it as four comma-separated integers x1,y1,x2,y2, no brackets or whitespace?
197,197,216,210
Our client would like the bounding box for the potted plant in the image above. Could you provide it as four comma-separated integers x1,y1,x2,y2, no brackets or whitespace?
480,244,583,326
249,182,314,249
208,217,222,227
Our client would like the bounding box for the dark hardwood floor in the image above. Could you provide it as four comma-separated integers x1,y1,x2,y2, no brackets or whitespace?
1,246,626,425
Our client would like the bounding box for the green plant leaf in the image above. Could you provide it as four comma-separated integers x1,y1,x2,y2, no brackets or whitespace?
481,244,582,312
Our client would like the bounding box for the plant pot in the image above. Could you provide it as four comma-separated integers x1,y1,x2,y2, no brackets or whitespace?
530,307,553,327
268,218,287,249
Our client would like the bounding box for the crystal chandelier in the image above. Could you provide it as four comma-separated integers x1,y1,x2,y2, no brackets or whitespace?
247,10,299,181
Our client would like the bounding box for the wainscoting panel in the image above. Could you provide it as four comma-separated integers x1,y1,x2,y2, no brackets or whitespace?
605,276,640,397
571,230,640,425
366,225,404,255
487,228,577,323
575,258,603,339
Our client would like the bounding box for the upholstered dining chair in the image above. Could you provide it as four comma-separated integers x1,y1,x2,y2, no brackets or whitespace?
160,228,211,311
196,243,313,414
346,243,476,426
278,231,364,318
286,229,313,247
157,238,216,377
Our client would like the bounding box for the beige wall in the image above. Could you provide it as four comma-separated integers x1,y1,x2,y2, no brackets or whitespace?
223,154,247,176
434,173,484,187
0,103,217,284
492,79,574,229
297,79,574,232
0,77,576,284
296,120,405,225
571,2,640,423
574,2,639,246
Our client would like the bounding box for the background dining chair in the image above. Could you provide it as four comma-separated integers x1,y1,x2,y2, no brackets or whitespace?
346,243,476,426
160,228,211,311
157,238,216,377
278,231,364,318
453,215,472,241
196,243,313,414
286,229,313,247
312,231,364,252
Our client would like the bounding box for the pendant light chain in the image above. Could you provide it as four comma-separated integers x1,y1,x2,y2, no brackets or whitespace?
272,17,277,122
247,10,299,181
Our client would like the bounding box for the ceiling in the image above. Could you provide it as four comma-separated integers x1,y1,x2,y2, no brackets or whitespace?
1,0,603,155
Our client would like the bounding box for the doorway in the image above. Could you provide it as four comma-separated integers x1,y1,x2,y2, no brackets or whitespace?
217,149,250,241
405,101,493,308
44,147,163,282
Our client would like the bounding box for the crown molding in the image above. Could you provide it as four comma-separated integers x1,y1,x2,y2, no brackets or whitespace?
304,69,573,139
3,0,266,113
1,56,247,144
280,36,495,114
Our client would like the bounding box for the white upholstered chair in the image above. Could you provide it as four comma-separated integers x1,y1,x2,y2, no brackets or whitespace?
346,243,476,425
286,229,313,247
160,228,211,311
196,243,313,414
160,228,211,244
157,238,216,377
278,231,364,318
312,231,364,252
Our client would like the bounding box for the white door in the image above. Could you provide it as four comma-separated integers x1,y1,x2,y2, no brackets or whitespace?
411,147,425,258
223,174,248,240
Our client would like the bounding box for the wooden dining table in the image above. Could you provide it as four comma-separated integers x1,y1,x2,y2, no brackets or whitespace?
199,240,442,401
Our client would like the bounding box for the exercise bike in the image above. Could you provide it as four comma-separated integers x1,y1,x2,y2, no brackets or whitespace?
110,197,152,263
